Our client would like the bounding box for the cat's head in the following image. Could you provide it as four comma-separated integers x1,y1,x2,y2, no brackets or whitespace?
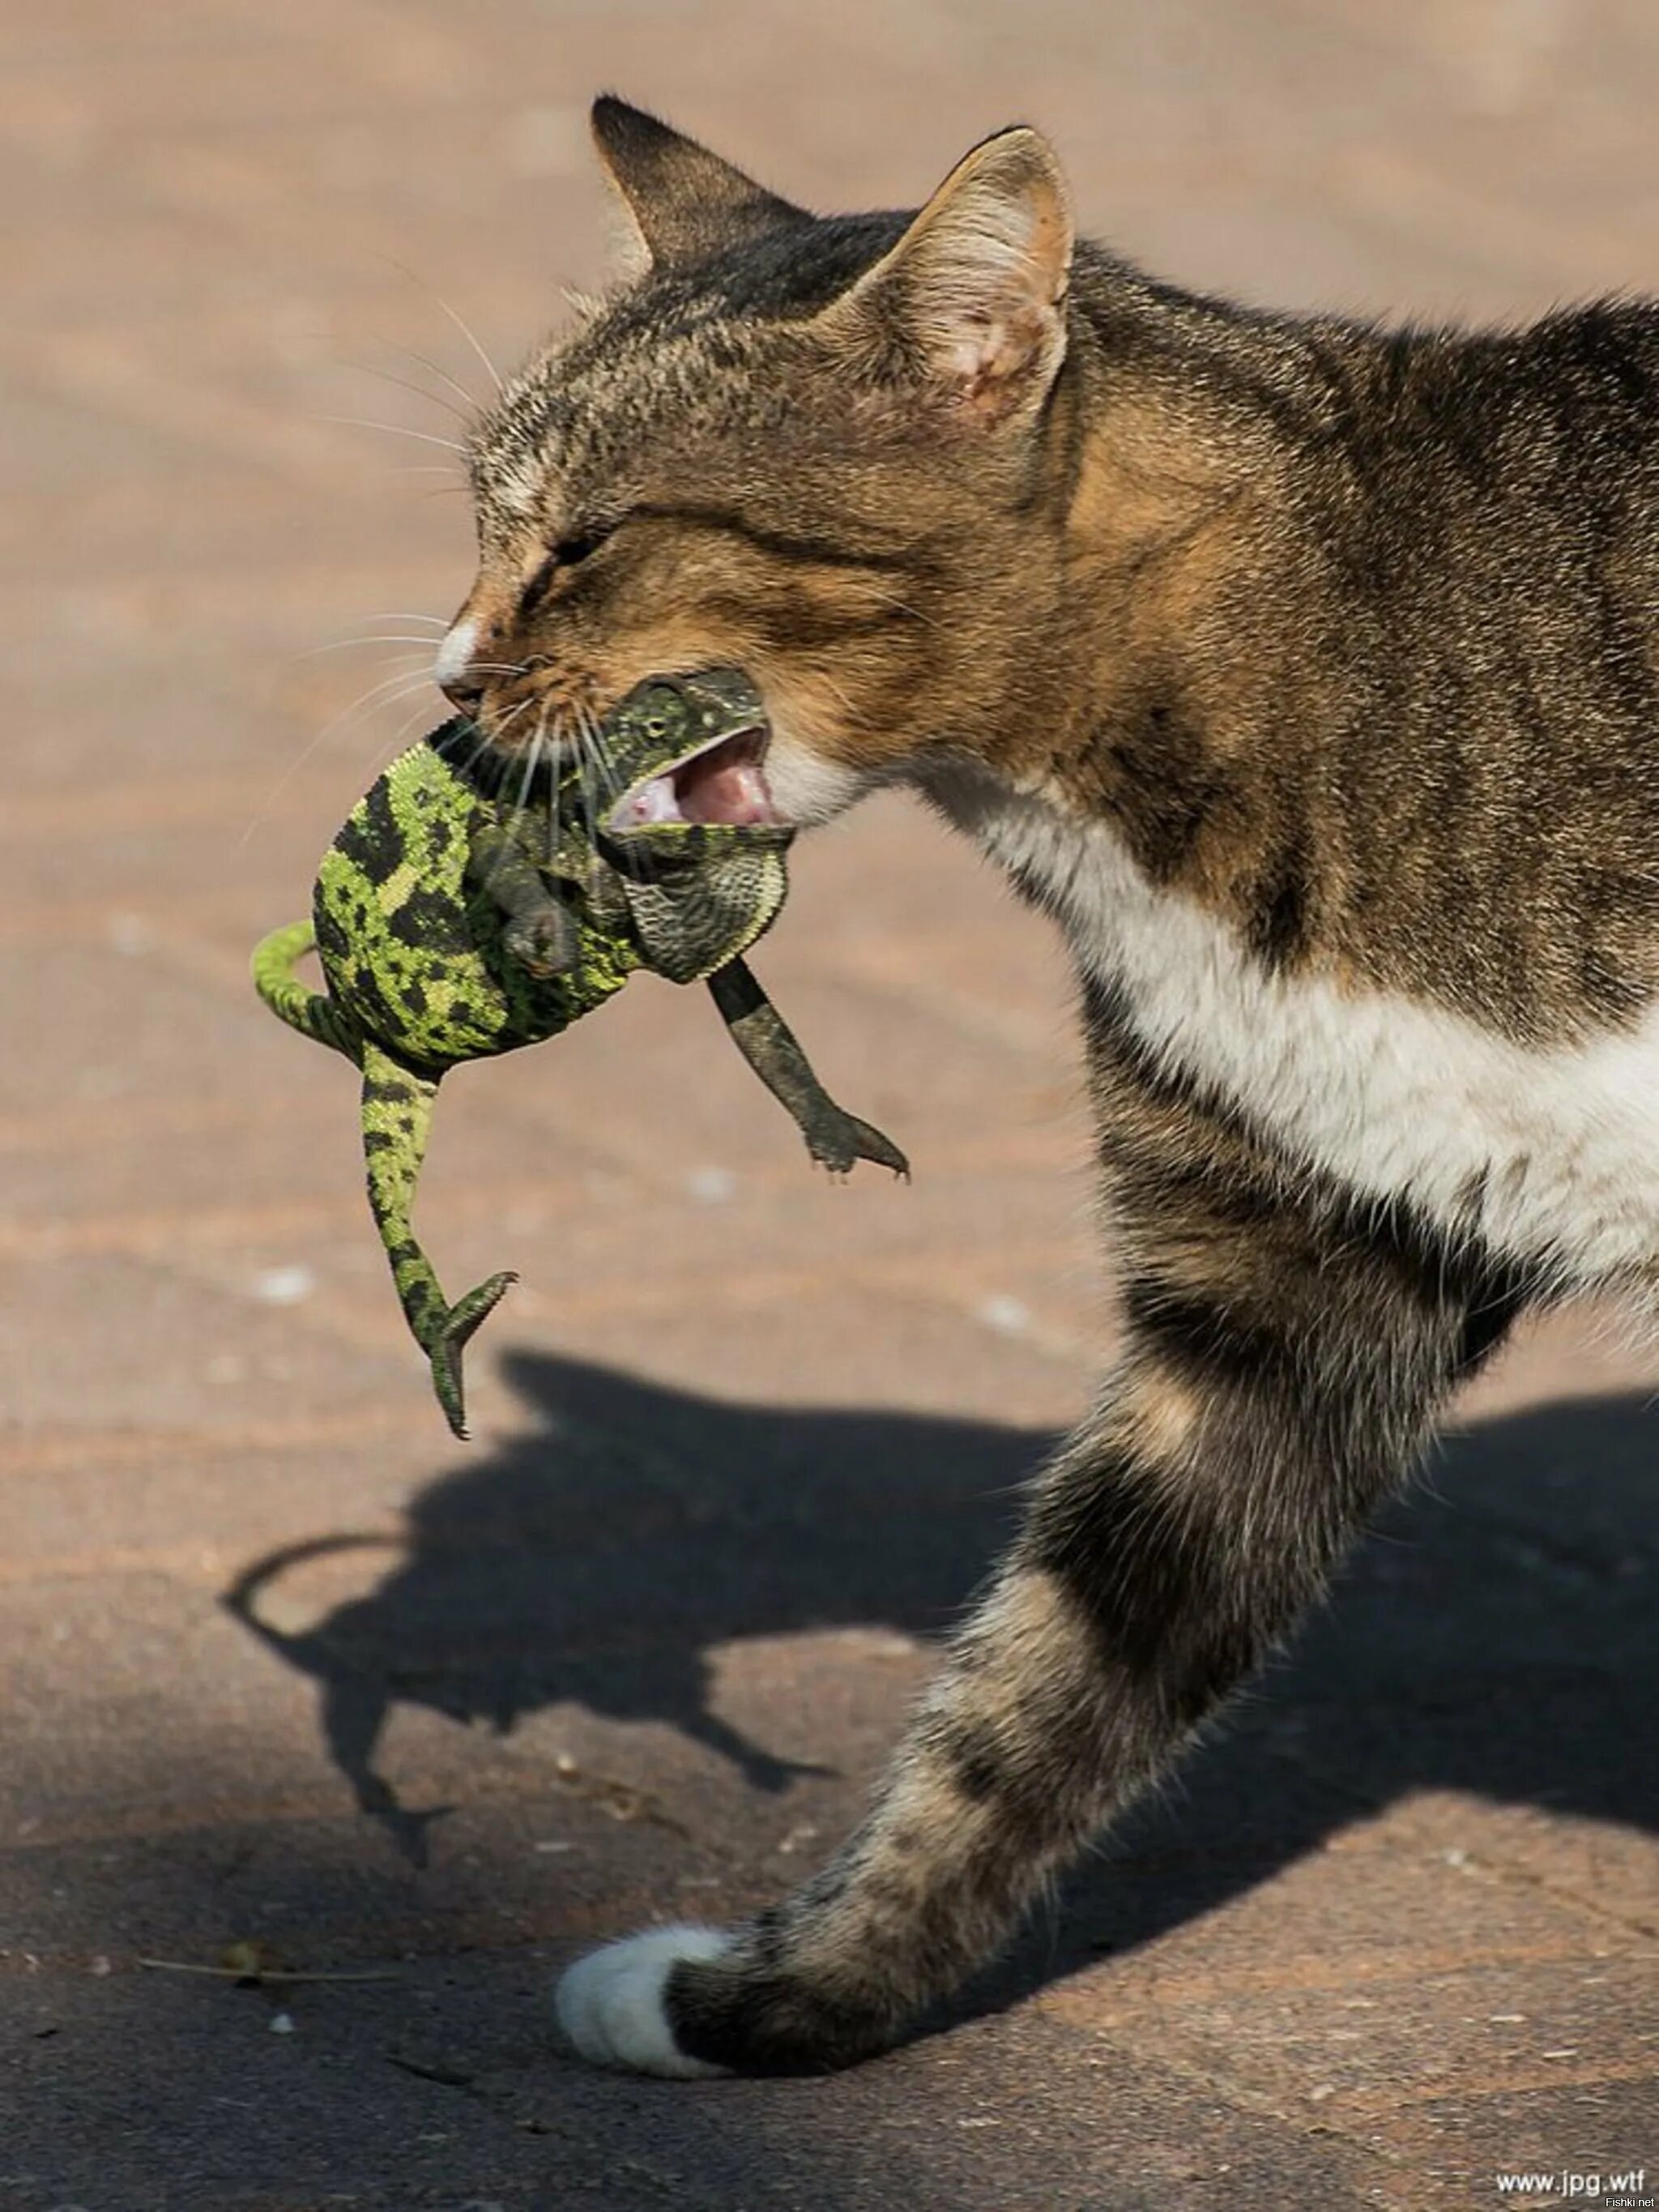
437,97,1077,829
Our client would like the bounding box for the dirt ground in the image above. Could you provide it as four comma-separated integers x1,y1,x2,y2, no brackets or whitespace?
3,3,1657,2206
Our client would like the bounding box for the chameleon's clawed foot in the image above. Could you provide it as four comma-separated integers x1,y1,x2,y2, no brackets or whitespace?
428,1270,518,1439
504,911,576,980
805,1110,910,1182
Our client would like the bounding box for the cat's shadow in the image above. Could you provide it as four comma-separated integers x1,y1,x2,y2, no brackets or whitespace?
222,1351,1658,1996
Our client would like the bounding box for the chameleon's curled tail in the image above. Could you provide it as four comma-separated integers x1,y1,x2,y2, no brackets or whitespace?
251,920,359,1060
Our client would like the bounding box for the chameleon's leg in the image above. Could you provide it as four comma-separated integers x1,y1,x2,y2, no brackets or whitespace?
467,821,579,980
706,959,909,1180
360,1041,515,1439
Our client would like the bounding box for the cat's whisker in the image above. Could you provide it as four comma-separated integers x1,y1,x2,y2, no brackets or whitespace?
293,638,443,660
488,696,539,749
462,698,539,794
315,666,441,728
317,417,468,455
572,720,601,848
379,258,505,396
292,673,446,776
239,670,441,848
354,692,450,784
578,708,642,877
809,664,859,716
514,720,544,822
381,338,482,417
865,588,942,632
583,726,632,859
321,681,443,761
578,702,628,801
445,721,503,791
542,707,568,868
429,291,504,399
348,361,472,425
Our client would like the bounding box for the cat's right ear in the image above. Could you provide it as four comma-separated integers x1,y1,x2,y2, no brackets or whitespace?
808,126,1073,427
591,96,807,280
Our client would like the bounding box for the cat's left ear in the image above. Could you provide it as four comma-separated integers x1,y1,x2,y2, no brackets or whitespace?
809,126,1073,425
591,96,809,278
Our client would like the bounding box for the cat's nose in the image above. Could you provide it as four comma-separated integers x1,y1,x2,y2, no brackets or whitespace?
435,617,485,714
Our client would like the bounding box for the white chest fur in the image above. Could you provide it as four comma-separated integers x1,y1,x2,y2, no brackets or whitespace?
929,768,1659,1292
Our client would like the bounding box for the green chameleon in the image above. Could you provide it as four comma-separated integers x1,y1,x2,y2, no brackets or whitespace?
252,668,907,1437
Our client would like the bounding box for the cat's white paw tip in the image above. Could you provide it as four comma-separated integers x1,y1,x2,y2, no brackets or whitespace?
553,1925,733,2078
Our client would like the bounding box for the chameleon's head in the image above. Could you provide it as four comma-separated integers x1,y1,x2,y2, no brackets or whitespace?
595,668,795,869
589,668,796,982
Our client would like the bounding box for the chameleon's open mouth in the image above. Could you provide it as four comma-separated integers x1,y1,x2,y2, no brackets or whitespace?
611,724,781,831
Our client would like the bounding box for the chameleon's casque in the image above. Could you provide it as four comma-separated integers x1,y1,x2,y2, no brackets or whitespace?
253,668,906,1436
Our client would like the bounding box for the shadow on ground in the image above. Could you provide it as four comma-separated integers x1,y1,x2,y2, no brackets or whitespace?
222,1348,1030,1862
222,1352,1659,1997
16,1360,1653,2210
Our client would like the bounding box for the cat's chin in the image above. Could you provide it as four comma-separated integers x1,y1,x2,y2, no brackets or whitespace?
757,732,873,830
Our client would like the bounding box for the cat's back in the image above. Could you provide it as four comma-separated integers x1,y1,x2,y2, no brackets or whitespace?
1239,294,1659,1043
1261,299,1658,720
1013,276,1659,1297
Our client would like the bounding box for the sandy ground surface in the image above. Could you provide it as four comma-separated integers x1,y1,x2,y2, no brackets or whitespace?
3,3,1657,2206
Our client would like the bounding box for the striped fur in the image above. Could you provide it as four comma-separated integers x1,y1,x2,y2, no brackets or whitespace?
436,101,1659,2073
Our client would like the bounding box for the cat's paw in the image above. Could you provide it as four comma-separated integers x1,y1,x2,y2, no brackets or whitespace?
554,1926,733,2078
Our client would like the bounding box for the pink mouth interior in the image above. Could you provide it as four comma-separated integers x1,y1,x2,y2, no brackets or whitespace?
674,728,776,825
613,728,782,831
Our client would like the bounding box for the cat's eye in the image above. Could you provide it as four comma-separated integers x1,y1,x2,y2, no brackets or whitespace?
554,529,605,567
519,522,617,616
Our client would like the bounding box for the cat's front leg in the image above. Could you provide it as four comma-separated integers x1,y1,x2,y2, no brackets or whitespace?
554,1081,1524,2075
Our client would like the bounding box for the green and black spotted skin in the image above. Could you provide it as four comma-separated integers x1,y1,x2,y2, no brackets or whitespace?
311,669,790,1073
311,739,629,1069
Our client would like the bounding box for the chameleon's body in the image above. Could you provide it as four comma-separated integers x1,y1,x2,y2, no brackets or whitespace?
252,670,906,1436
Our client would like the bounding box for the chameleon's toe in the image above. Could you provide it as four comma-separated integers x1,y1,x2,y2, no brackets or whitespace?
804,1110,911,1182
504,912,575,980
429,1270,518,1439
847,1116,910,1181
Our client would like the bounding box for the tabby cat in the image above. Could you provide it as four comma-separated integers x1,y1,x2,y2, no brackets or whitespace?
431,96,1659,2075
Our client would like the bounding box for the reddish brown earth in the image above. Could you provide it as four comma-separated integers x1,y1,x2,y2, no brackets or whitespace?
3,5,1657,2206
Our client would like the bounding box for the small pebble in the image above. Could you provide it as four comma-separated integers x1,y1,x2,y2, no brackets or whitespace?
977,1293,1029,1335
251,1265,316,1305
108,912,150,956
269,2011,296,2035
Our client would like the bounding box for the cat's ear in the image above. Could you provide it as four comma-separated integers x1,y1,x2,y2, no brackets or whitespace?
810,127,1073,425
591,96,808,278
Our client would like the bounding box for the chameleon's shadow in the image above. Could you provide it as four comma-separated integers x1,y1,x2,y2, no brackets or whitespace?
220,1347,1027,1865
222,1355,1658,2007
